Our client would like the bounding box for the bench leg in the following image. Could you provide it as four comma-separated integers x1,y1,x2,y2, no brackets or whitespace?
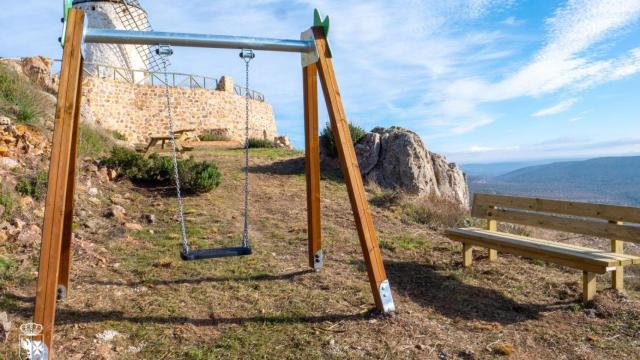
582,271,596,302
463,243,473,267
488,249,498,261
611,239,624,291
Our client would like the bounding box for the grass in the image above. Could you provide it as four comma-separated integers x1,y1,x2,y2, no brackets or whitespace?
0,63,50,125
15,168,48,200
247,138,274,148
200,133,231,142
0,185,14,220
401,194,467,229
79,122,115,158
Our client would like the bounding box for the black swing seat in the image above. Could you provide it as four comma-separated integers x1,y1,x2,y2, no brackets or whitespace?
181,246,253,261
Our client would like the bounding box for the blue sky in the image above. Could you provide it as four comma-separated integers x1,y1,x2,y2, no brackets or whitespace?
1,0,639,163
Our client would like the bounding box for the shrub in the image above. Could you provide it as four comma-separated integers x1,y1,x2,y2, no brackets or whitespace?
0,64,49,125
79,123,115,158
401,194,467,229
0,186,14,220
247,138,274,148
101,147,221,194
112,131,127,141
200,133,230,142
15,170,48,200
370,190,405,208
321,122,366,157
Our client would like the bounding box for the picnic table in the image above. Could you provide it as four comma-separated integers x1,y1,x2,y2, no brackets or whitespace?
136,129,199,157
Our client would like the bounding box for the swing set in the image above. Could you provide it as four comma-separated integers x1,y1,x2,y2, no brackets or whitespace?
35,7,395,356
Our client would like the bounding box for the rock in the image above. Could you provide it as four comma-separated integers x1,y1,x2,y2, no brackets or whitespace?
20,196,34,209
19,56,53,88
351,127,469,208
88,187,99,196
95,329,120,342
142,213,156,224
98,167,110,182
0,311,11,343
354,132,381,174
108,169,117,181
0,205,4,218
12,218,26,231
274,136,293,149
492,343,515,356
125,223,143,231
0,157,19,170
110,194,127,205
107,205,126,223
0,116,11,126
17,224,41,246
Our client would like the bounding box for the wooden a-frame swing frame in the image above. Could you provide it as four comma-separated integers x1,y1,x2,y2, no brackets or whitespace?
34,9,394,355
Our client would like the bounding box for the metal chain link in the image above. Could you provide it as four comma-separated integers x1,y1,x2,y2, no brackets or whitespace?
159,54,190,255
241,49,254,248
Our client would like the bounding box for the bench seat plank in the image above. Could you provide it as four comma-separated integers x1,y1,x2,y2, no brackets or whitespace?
446,227,640,273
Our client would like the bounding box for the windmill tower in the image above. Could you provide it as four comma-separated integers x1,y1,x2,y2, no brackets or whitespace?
73,0,167,83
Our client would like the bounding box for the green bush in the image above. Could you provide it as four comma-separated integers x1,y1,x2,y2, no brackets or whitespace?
0,64,48,125
79,123,115,158
101,147,221,194
15,170,48,200
321,122,366,157
247,138,274,148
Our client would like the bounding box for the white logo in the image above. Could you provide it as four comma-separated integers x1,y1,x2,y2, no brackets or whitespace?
19,323,48,360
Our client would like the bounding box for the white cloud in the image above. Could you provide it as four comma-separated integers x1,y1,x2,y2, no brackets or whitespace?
568,117,582,122
431,0,640,136
532,98,579,117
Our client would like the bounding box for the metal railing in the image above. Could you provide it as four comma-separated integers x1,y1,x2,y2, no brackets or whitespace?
52,60,265,101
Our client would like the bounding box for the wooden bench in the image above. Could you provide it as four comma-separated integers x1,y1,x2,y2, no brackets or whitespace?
446,193,640,302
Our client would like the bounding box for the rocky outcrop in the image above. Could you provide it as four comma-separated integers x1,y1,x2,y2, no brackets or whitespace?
324,126,469,208
0,56,54,90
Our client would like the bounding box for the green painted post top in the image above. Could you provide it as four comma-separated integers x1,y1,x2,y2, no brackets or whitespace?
60,0,73,48
313,9,330,37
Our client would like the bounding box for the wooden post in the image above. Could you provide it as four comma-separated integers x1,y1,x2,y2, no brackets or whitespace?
610,221,624,291
583,271,596,302
463,243,474,267
312,27,394,313
34,9,85,352
57,57,83,298
487,219,498,261
304,63,323,270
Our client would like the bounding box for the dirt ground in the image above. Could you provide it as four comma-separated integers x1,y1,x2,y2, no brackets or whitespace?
2,148,639,359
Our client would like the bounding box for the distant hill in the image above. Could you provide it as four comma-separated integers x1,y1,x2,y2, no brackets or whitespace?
461,160,567,178
468,156,640,206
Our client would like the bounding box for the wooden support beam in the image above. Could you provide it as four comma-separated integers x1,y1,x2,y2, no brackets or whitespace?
304,63,322,270
312,27,394,313
610,221,624,291
487,219,498,261
33,9,85,353
463,243,474,267
57,57,83,298
583,271,597,302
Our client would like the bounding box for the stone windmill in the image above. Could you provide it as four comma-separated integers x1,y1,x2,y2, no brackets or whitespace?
73,0,167,82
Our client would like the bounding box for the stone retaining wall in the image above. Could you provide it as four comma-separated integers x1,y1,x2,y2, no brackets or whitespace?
81,76,278,144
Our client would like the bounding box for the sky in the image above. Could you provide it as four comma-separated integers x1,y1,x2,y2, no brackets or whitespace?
1,0,639,164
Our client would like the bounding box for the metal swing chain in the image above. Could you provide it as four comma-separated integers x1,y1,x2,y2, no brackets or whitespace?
158,48,190,255
241,49,255,248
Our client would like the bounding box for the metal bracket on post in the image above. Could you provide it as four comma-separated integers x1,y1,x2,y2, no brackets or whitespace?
156,44,174,56
300,28,319,67
379,280,395,313
313,250,324,270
